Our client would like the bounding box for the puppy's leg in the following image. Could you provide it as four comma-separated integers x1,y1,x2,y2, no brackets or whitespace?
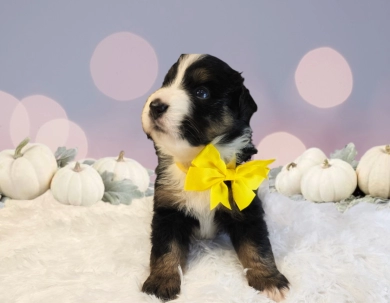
142,207,198,301
220,199,289,302
236,239,289,302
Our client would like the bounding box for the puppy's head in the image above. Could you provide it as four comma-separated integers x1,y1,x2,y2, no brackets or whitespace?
142,54,257,163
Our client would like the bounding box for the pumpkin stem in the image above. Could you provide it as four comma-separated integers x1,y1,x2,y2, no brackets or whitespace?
287,162,297,171
322,159,331,168
13,137,30,159
385,145,390,154
73,162,82,172
117,151,125,162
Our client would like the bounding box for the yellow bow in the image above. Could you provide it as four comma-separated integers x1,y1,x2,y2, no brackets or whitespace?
177,144,274,211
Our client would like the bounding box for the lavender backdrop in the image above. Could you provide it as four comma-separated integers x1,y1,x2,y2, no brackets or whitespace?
1,1,389,169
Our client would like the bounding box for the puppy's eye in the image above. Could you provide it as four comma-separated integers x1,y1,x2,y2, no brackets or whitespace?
195,87,210,99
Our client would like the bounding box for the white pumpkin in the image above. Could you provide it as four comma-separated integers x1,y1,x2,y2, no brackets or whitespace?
0,138,57,199
51,162,104,206
275,162,302,196
301,159,357,202
295,147,327,174
92,151,150,191
356,145,390,198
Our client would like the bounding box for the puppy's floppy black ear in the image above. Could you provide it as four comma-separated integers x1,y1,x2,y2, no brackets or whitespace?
239,86,257,124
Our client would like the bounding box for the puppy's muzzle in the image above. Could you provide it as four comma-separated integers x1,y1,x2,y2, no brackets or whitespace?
149,99,169,120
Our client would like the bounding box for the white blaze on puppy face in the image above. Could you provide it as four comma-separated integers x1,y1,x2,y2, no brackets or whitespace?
142,87,189,137
170,54,205,87
141,54,205,161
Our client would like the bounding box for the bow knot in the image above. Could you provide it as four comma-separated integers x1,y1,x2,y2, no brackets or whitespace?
177,144,274,211
225,169,236,181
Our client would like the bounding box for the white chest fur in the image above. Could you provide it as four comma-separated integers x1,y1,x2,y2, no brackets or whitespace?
184,190,217,239
165,164,218,239
157,136,253,240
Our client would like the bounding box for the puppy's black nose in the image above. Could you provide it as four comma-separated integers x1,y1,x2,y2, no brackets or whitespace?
149,99,169,119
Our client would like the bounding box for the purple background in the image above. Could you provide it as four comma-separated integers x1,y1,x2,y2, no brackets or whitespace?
1,1,389,169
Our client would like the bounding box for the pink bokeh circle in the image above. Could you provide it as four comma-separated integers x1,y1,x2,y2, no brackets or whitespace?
8,94,68,148
2,92,88,159
255,132,307,168
0,91,20,149
90,32,158,101
35,119,70,151
36,119,88,159
20,95,68,137
10,102,30,147
295,47,353,108
66,121,88,160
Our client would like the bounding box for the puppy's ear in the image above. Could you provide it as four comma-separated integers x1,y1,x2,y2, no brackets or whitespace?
239,86,257,124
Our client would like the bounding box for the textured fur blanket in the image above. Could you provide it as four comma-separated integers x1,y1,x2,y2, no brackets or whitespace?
1,183,389,303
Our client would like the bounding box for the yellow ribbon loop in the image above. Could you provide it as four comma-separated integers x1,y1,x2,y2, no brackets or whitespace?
177,144,274,211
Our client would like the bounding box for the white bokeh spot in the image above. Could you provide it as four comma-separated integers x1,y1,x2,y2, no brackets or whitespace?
0,91,21,149
90,32,158,101
295,47,353,108
1,93,90,159
36,119,88,160
255,132,307,168
10,102,30,147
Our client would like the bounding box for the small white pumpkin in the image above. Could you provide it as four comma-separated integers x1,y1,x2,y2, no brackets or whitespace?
295,147,327,175
0,138,57,199
51,162,104,206
275,162,303,196
356,145,390,198
92,151,150,191
274,147,327,197
301,159,357,202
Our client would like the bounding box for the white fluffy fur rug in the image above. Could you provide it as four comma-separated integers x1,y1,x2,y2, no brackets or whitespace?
1,183,390,303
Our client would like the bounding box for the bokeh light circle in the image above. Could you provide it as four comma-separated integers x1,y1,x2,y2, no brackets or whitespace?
36,119,88,159
0,91,20,149
90,32,158,101
35,119,70,151
10,103,30,147
2,92,88,158
295,47,353,108
66,121,88,160
255,132,307,167
20,95,68,137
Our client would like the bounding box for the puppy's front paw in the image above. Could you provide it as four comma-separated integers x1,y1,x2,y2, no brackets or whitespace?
246,269,289,302
142,272,181,301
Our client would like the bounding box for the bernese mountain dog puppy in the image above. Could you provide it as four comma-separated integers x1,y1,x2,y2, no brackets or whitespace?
141,54,289,302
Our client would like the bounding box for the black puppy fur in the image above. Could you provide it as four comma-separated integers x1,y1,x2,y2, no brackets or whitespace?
141,54,289,301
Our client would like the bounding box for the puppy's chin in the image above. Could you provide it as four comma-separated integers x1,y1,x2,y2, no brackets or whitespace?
142,108,203,163
152,131,203,164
